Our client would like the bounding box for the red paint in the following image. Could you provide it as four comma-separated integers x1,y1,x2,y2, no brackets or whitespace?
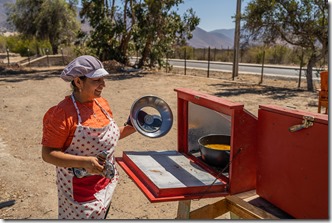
256,105,328,219
116,89,328,219
116,88,258,202
175,88,258,195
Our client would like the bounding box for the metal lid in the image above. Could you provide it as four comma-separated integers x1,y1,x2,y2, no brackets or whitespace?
130,95,173,138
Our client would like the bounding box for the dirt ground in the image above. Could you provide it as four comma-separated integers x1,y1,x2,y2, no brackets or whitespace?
0,66,322,219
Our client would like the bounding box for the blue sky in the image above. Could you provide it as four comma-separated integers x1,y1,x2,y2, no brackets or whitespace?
176,0,250,31
76,0,250,31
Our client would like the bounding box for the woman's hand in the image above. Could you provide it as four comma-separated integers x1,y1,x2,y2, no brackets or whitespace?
42,146,105,175
83,156,104,175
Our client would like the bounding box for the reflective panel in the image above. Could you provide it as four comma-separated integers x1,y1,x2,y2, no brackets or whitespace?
188,102,231,154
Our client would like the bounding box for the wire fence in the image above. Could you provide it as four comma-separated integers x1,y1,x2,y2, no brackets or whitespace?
163,47,326,88
0,48,67,67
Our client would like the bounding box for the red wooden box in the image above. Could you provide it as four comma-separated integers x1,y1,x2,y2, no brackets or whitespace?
256,105,328,219
116,88,258,202
116,88,329,219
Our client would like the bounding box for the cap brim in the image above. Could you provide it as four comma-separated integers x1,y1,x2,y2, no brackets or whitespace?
85,68,109,79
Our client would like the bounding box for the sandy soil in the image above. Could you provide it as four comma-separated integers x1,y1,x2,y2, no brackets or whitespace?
0,66,321,219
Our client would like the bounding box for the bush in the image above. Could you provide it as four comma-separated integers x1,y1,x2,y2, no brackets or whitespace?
0,34,52,56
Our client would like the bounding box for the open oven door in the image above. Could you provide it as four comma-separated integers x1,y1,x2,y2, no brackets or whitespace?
116,150,230,202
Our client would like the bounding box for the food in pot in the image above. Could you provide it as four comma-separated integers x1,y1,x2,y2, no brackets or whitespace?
204,144,230,151
198,134,231,167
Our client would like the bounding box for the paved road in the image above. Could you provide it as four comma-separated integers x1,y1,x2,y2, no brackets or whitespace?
167,59,323,80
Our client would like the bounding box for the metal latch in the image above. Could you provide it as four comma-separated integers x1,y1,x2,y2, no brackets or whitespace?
289,115,314,132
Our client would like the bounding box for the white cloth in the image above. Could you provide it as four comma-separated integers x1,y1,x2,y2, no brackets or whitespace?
56,95,120,219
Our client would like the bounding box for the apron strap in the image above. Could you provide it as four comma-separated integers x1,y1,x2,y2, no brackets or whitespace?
94,99,112,121
70,94,83,124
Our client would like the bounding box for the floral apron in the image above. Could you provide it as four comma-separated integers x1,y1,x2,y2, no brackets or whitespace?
55,95,120,219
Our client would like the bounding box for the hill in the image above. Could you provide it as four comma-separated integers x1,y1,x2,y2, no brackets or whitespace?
187,27,235,49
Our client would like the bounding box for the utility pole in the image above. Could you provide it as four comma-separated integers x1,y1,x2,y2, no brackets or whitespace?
232,0,241,80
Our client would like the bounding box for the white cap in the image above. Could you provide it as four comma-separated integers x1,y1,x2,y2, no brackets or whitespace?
60,55,109,82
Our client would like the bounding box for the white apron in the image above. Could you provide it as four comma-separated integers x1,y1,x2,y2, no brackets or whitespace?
56,95,120,219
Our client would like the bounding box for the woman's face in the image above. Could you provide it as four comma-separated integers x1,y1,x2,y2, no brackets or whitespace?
75,77,106,101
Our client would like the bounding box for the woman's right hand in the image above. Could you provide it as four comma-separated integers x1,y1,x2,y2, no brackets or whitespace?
83,156,104,175
42,146,105,175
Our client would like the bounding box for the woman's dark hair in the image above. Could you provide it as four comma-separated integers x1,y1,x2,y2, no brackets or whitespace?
71,76,87,92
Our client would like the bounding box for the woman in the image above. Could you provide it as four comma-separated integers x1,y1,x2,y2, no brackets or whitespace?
41,55,136,219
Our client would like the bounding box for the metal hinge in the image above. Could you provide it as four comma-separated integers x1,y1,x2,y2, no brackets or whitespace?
289,115,314,132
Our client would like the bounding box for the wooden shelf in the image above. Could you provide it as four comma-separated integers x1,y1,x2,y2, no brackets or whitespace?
177,190,293,219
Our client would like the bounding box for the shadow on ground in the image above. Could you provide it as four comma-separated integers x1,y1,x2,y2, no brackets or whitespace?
0,69,62,83
0,67,311,103
0,66,147,83
209,82,307,100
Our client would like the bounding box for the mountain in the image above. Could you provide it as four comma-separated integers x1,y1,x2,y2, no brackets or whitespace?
210,29,235,42
0,0,15,32
186,27,235,49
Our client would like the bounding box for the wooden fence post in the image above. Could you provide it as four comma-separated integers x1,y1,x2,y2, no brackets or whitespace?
184,48,187,75
6,48,10,66
207,47,211,78
259,50,265,85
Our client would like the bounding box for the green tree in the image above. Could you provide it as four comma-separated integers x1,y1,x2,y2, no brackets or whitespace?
134,0,199,68
79,0,199,68
6,0,80,54
79,0,116,61
241,0,328,91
